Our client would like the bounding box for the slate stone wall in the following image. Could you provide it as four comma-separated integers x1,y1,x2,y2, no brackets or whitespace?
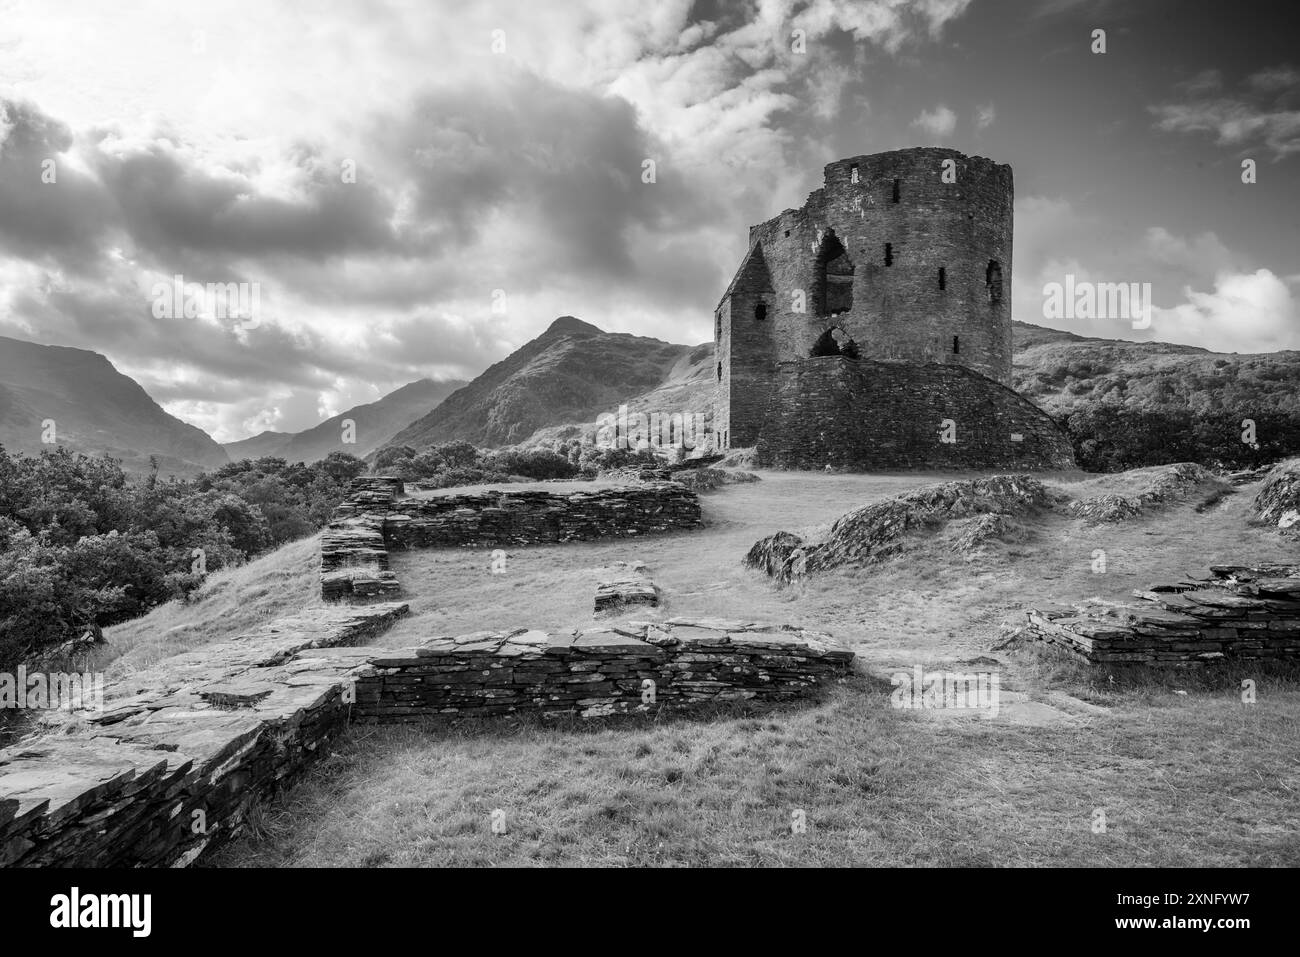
0,602,410,868
353,620,854,721
1024,565,1300,666
384,483,702,549
754,357,1075,470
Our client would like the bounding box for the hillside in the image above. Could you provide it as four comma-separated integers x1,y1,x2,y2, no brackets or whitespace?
223,430,294,460
384,317,699,450
1012,329,1300,417
228,378,466,464
0,335,228,475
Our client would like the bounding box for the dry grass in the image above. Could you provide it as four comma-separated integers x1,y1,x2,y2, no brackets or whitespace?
94,534,324,676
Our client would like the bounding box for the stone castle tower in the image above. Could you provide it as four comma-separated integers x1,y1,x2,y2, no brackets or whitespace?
714,147,1074,470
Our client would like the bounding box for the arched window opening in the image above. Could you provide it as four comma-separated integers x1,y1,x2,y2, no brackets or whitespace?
815,230,854,316
986,260,1003,305
952,335,960,355
754,302,767,321
938,267,946,290
892,178,901,203
884,243,893,267
716,362,722,381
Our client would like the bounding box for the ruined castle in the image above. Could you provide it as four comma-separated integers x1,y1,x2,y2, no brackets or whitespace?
714,147,1075,470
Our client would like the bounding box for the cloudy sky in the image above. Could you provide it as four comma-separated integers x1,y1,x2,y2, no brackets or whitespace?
1,0,1296,441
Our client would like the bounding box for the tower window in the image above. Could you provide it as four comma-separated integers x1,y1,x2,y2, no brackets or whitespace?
784,229,790,237
938,267,946,290
884,243,893,266
850,164,859,184
892,178,900,203
816,229,854,316
717,362,722,381
754,303,767,321
986,260,1004,305
953,335,960,354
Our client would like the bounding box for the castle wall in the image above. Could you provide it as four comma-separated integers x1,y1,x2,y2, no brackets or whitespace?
717,148,1019,454
754,357,1076,470
716,250,777,448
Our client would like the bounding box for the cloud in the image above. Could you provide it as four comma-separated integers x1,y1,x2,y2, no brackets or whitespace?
0,0,983,441
1152,269,1300,353
974,102,996,131
910,104,956,138
1151,64,1300,159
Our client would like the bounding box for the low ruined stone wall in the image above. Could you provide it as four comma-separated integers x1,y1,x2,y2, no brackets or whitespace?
384,482,702,549
321,479,703,599
0,602,409,868
0,608,852,867
1023,565,1300,667
320,477,406,601
755,357,1075,470
352,619,853,721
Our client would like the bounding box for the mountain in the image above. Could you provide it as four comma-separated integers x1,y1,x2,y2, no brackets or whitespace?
242,378,467,464
222,430,294,460
383,317,702,450
0,335,229,475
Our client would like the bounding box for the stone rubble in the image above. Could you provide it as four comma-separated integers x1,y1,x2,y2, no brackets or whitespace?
594,577,659,614
1022,564,1300,666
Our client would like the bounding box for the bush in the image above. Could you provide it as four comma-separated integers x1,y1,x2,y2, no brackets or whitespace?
0,444,366,668
1063,409,1300,472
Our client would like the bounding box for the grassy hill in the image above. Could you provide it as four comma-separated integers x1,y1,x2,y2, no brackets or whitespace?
1012,325,1300,418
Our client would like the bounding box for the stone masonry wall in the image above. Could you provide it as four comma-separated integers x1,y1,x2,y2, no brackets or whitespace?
353,619,853,721
0,602,410,867
384,482,702,549
1023,565,1300,667
754,357,1075,470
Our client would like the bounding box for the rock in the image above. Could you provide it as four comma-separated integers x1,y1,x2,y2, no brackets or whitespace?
1254,458,1300,531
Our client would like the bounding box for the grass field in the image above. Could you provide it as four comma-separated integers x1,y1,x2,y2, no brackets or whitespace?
104,467,1300,867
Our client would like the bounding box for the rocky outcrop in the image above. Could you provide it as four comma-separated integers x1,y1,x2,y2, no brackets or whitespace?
353,619,854,722
0,602,409,867
1022,565,1300,667
1067,463,1225,524
1254,458,1300,531
747,474,1059,581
